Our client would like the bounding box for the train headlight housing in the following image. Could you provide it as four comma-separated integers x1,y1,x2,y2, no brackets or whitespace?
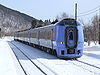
60,42,64,44
78,50,80,55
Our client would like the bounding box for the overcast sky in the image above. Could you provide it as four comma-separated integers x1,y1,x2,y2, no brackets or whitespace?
0,0,100,23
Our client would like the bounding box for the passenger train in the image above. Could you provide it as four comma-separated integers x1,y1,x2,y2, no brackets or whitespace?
14,18,84,59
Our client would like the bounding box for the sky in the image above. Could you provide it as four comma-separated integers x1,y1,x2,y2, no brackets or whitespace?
0,0,100,23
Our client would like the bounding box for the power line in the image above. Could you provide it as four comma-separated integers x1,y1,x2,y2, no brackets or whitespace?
78,8,99,17
79,5,100,15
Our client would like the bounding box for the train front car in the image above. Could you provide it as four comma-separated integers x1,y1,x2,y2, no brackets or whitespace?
55,18,84,58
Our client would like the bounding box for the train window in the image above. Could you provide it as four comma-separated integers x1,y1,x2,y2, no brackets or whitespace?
65,20,76,25
69,30,73,40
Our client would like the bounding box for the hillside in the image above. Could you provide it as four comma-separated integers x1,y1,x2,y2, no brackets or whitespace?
0,4,38,35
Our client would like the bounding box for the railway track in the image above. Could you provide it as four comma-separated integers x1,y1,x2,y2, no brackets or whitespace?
10,45,28,75
65,58,100,74
9,41,100,75
76,59,100,69
9,42,57,75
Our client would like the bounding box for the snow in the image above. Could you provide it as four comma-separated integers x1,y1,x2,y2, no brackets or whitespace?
10,41,94,75
0,37,25,75
8,42,44,75
0,37,100,75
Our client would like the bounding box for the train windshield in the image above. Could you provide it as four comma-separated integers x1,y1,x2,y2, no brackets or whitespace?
58,19,80,26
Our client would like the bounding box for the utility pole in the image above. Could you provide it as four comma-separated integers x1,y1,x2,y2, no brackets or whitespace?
0,28,1,38
75,3,77,20
99,9,100,44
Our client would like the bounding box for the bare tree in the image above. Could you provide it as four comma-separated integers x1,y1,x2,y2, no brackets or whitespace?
61,12,69,19
55,15,61,21
55,12,69,21
83,14,99,45
91,15,99,45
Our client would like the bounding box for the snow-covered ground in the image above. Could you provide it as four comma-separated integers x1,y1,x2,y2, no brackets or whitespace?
0,37,100,75
0,37,25,75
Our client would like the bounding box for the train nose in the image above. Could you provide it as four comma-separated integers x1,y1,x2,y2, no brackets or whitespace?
65,26,78,49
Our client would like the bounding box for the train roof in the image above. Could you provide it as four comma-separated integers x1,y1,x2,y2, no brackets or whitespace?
15,18,81,33
31,24,56,30
58,18,81,26
15,23,57,33
31,18,77,30
15,28,29,33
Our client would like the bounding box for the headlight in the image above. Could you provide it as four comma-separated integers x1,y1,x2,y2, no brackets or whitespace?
60,42,64,44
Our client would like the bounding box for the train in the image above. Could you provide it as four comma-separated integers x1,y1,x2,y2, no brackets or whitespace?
14,18,84,59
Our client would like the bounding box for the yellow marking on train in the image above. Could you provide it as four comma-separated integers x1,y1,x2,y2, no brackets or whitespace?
78,42,82,44
51,30,53,40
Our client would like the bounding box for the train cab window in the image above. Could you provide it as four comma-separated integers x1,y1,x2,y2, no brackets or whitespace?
58,18,81,26
69,30,73,40
65,20,76,25
58,19,77,25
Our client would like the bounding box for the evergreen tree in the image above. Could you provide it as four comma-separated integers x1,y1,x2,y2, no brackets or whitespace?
31,19,37,28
